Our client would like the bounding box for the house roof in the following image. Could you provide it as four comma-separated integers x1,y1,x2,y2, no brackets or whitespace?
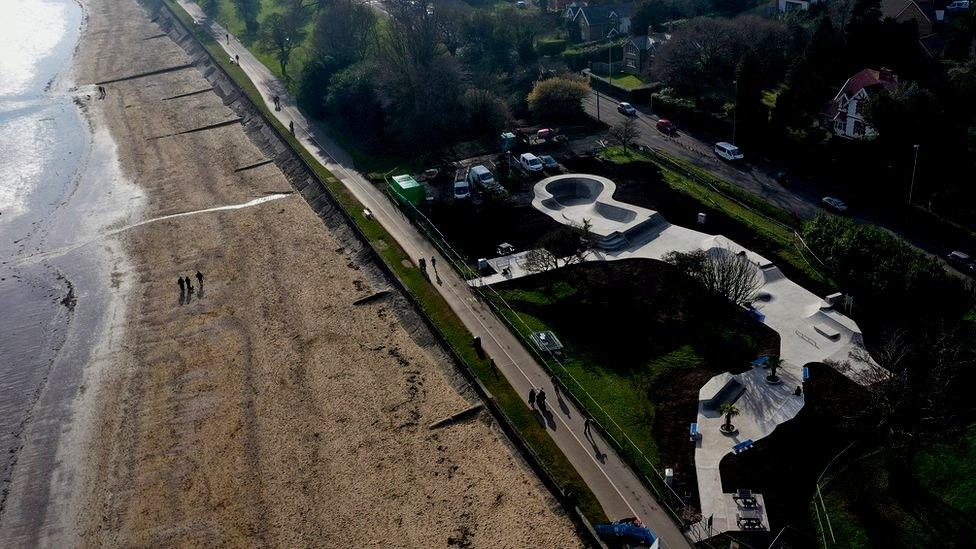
899,0,937,21
577,3,634,25
832,69,899,103
882,0,912,19
628,32,669,52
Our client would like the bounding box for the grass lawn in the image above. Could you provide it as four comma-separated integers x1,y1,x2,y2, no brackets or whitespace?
599,146,832,288
163,0,608,525
609,73,650,90
490,260,779,505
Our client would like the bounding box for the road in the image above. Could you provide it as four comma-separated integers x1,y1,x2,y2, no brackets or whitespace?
584,91,976,277
173,1,694,547
584,91,823,219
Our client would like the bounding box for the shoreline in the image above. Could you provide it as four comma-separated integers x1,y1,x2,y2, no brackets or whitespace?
0,0,147,543
8,0,585,545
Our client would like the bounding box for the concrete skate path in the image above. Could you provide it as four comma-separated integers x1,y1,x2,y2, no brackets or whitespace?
173,2,692,546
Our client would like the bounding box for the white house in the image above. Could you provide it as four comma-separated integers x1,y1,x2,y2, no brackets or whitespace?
821,68,899,139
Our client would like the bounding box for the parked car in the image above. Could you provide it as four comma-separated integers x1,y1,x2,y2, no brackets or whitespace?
453,170,470,200
519,152,544,173
617,102,637,116
821,196,848,213
714,142,744,162
656,118,677,135
947,0,970,11
539,155,560,172
946,250,972,268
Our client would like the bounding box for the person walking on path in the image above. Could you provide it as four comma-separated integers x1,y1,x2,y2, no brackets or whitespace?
289,120,295,135
184,276,194,296
225,33,229,44
178,277,185,294
430,256,436,271
528,388,536,408
584,417,592,435
537,389,547,409
273,95,280,111
418,257,426,272
196,270,204,287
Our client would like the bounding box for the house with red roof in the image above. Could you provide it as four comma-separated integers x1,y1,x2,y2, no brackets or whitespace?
821,68,899,139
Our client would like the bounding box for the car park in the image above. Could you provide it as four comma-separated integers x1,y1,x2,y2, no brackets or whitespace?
655,118,677,135
821,196,848,213
714,142,744,162
539,155,560,172
617,102,637,116
519,152,544,173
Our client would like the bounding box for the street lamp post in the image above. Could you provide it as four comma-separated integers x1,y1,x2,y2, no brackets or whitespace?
732,79,738,146
909,144,920,206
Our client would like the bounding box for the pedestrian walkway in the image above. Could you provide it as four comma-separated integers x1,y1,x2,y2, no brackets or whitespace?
173,2,692,547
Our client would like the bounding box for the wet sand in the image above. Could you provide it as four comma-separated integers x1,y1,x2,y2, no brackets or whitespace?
0,0,584,545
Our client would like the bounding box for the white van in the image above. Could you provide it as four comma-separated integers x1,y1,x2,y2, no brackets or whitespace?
467,165,497,190
519,153,544,173
714,142,744,162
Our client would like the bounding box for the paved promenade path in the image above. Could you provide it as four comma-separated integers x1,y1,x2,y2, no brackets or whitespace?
173,2,692,547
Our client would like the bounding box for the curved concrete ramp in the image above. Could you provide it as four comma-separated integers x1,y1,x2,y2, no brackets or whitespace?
533,175,665,251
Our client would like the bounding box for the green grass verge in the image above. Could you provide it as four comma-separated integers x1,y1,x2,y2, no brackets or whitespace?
163,0,608,525
601,146,831,286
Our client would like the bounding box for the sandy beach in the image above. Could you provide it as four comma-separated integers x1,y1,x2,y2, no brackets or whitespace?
0,0,584,545
45,0,579,547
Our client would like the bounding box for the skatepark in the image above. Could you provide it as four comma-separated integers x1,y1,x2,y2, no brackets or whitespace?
478,174,878,535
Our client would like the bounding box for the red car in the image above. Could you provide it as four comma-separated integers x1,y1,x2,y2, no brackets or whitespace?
656,118,677,135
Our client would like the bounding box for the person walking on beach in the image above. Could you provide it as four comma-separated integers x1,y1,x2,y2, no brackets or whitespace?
196,270,204,288
528,388,536,408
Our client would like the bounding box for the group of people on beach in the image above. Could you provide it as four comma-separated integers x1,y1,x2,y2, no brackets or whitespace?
178,271,205,303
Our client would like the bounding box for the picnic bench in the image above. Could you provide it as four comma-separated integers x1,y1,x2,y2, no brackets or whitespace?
802,366,810,381
689,422,700,442
732,439,754,454
736,515,765,530
733,489,758,508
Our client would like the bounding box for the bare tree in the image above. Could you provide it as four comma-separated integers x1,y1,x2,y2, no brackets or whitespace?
664,248,763,306
524,219,596,273
609,117,640,151
524,248,559,273
850,328,971,459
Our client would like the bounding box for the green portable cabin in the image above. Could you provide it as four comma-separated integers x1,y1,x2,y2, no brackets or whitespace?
390,174,425,206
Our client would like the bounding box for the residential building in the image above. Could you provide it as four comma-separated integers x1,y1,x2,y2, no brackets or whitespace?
821,68,899,139
622,26,669,75
572,3,634,42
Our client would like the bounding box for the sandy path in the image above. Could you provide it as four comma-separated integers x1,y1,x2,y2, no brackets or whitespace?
64,0,583,546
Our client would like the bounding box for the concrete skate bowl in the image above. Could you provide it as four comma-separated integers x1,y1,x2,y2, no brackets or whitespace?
534,175,665,251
